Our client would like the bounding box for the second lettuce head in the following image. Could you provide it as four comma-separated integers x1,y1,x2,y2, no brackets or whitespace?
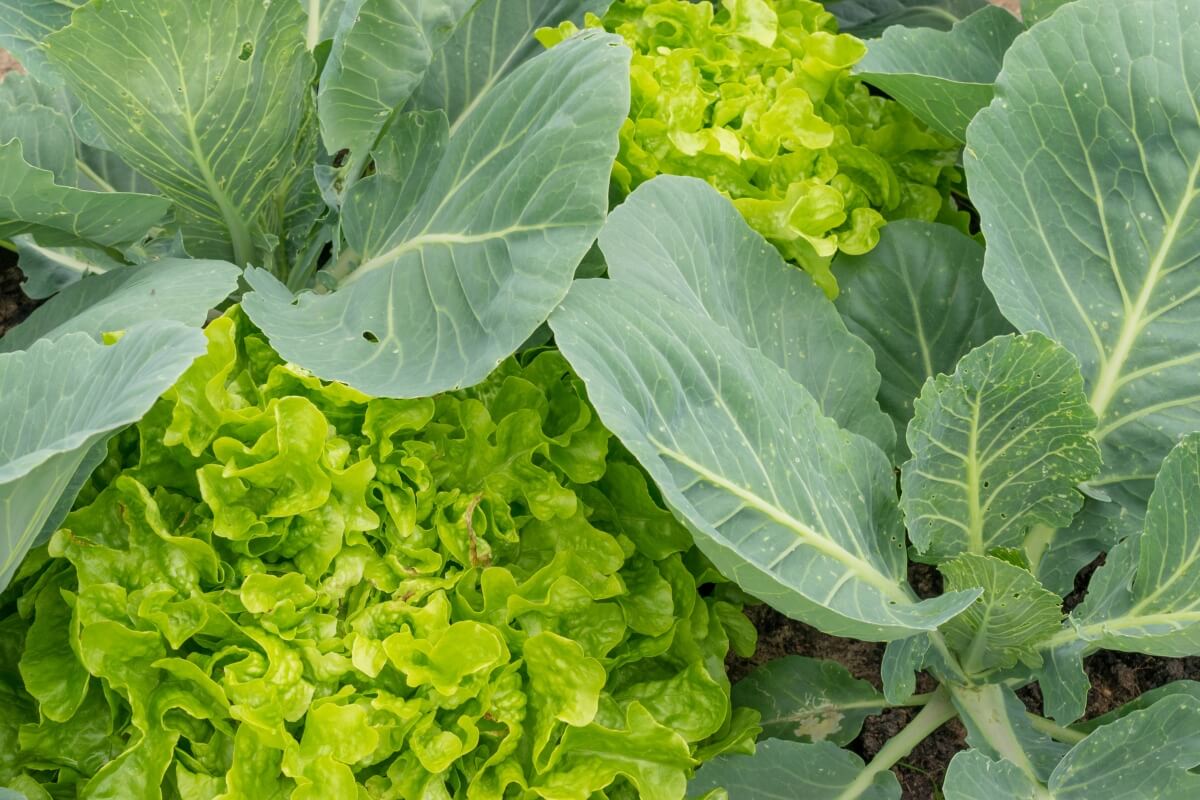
540,0,965,296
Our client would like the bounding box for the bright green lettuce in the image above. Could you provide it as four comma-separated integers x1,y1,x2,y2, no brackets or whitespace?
540,0,965,295
0,311,756,798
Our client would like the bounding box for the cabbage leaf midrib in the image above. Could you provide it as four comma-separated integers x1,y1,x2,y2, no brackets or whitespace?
1087,154,1200,431
651,439,913,605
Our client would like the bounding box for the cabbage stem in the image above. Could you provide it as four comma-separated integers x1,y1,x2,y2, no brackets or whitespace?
835,686,957,800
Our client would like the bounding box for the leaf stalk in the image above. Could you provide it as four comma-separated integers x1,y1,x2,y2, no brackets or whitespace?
950,684,1053,798
835,686,957,800
1025,712,1086,745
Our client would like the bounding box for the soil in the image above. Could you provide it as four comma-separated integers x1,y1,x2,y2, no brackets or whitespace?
0,253,38,337
730,558,1200,799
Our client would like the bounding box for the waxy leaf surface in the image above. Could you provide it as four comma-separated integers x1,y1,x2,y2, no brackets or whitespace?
857,6,1023,141
552,179,977,641
245,31,629,397
967,0,1200,509
835,221,1011,458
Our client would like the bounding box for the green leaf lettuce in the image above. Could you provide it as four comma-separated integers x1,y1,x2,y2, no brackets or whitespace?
540,0,966,296
0,310,756,798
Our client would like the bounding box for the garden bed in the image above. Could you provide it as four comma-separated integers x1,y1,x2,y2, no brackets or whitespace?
3,1,1200,798
732,561,1200,797
3,170,1196,800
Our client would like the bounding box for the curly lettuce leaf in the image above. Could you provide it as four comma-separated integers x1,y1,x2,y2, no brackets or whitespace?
556,0,965,295
1,310,753,797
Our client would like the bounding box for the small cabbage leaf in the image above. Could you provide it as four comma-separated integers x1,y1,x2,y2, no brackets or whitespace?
901,333,1100,560
856,5,1024,141
551,178,978,641
938,553,1063,674
880,634,931,705
966,0,1200,509
1036,640,1090,725
733,656,884,746
1058,433,1200,657
0,323,206,591
244,31,630,397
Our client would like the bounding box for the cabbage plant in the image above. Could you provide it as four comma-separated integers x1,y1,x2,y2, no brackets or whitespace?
550,0,1200,796
0,0,629,593
0,0,629,400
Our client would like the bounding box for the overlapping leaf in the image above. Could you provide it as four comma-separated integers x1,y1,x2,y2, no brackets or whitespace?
244,31,630,397
1033,498,1130,597
0,259,240,353
599,176,894,454
856,6,1024,141
552,179,978,642
945,696,1200,799
1057,433,1200,658
0,139,169,248
1076,681,1200,734
409,0,610,127
689,738,900,800
0,68,160,258
827,0,988,39
0,0,72,84
835,221,1011,456
0,71,155,193
0,323,206,591
951,684,1068,783
1020,0,1073,24
0,96,75,182
9,235,124,301
966,0,1200,508
299,0,353,48
318,0,473,163
943,751,1040,800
